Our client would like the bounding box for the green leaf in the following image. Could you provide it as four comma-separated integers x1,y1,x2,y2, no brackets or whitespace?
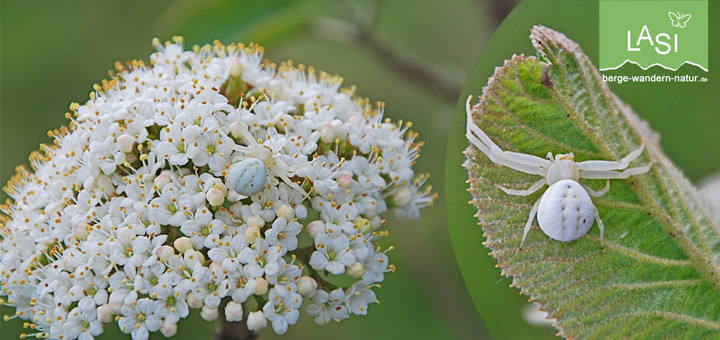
464,25,720,339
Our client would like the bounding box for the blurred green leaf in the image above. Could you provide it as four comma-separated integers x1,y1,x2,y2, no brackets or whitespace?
164,0,310,45
464,26,720,339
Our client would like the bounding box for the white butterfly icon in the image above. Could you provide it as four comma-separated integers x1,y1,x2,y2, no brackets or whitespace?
668,12,692,28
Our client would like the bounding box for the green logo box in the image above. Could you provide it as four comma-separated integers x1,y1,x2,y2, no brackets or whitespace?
599,0,708,72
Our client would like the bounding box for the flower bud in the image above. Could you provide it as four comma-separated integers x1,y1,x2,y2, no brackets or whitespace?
225,301,244,322
160,319,178,337
365,202,379,219
246,215,265,228
209,261,222,271
75,222,91,240
393,187,413,207
276,204,294,221
97,304,114,323
174,237,194,253
369,216,382,229
117,133,134,153
247,311,267,332
206,187,226,206
229,122,243,139
266,80,284,97
244,225,261,244
254,278,268,295
320,125,335,144
336,172,354,189
154,171,172,191
158,245,175,262
275,113,294,132
228,58,243,77
102,178,117,198
348,115,364,127
297,275,318,297
306,220,326,239
347,262,365,278
304,96,321,111
353,218,372,234
187,292,203,309
201,305,219,321
331,119,348,141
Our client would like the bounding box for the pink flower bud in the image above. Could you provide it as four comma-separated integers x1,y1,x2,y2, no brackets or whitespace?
97,304,114,323
336,171,354,189
187,292,203,309
158,245,175,262
228,58,243,77
154,171,172,191
160,319,178,337
206,187,225,206
306,220,326,239
254,278,268,295
247,311,267,332
174,237,193,253
297,276,318,297
117,133,134,153
201,305,219,321
224,301,244,322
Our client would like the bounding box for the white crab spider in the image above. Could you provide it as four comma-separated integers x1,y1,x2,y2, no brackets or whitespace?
465,95,651,248
227,121,311,199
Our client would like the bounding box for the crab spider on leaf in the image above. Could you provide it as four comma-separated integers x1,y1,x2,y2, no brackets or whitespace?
465,95,651,248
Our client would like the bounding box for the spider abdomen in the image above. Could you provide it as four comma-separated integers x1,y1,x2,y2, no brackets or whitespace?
537,179,596,242
227,158,267,196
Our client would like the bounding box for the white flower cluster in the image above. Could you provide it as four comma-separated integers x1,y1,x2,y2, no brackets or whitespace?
0,37,435,339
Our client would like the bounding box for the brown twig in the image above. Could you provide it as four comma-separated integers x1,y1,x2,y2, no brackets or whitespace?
213,298,257,340
313,0,464,102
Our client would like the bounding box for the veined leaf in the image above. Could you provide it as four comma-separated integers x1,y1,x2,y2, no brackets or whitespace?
464,25,720,339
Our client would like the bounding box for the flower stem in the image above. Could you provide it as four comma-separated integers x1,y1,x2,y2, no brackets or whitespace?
213,298,258,340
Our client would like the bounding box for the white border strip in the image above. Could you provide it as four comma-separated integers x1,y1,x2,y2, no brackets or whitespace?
600,59,709,72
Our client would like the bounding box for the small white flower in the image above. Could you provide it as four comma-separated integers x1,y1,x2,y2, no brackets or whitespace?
306,288,349,325
344,281,377,315
262,286,302,335
118,298,163,340
239,238,283,278
264,218,301,251
309,234,356,275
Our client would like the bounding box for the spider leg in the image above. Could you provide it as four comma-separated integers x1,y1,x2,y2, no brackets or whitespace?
520,196,542,249
576,144,645,171
465,95,551,176
275,170,311,201
495,178,546,196
594,206,605,249
581,179,610,197
580,161,652,180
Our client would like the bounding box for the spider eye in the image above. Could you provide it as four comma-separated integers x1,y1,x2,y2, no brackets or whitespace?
227,158,267,196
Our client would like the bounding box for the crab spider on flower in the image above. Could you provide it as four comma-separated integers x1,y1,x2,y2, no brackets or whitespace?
465,95,651,248
226,120,312,199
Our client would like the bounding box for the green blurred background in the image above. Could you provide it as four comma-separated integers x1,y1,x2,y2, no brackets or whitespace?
0,0,518,339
